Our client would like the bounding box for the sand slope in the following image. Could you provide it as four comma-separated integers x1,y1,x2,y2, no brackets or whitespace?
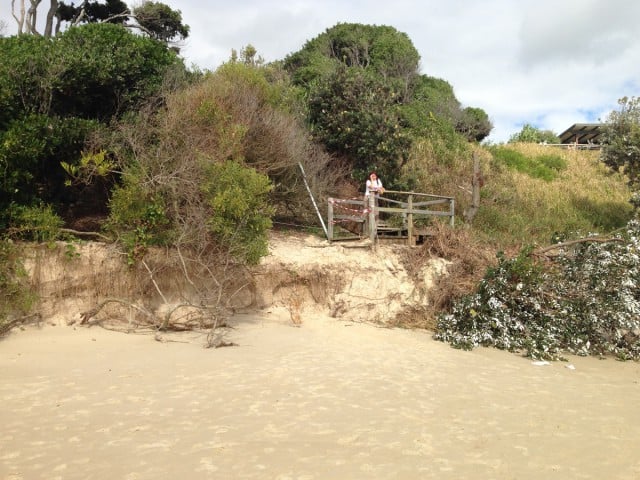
1,310,639,480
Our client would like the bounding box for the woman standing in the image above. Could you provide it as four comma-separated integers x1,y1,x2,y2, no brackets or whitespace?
365,172,384,198
364,172,384,221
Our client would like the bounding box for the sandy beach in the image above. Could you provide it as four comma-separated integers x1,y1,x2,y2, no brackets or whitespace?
1,310,639,480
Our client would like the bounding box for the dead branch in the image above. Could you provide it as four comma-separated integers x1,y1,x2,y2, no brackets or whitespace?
158,302,214,330
532,236,624,258
60,228,111,241
0,313,42,337
77,298,155,326
141,259,168,304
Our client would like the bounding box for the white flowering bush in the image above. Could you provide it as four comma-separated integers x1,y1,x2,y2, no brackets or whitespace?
435,220,640,360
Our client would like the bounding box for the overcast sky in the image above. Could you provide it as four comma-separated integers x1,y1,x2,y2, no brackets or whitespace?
3,0,639,143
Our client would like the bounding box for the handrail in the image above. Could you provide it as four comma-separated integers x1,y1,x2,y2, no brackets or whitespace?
382,189,454,200
327,190,455,245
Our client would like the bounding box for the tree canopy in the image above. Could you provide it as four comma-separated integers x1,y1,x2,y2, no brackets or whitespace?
285,23,420,88
508,123,560,144
601,96,640,193
284,22,492,187
132,1,190,44
11,0,189,48
57,0,129,26
0,22,183,223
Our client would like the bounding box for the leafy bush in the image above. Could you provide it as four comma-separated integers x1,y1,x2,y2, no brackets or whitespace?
536,154,567,172
7,204,63,242
285,23,420,86
600,96,640,190
51,23,181,119
0,114,99,215
508,124,560,144
0,22,183,233
202,160,274,265
307,65,411,184
435,220,640,360
285,22,491,186
106,183,172,264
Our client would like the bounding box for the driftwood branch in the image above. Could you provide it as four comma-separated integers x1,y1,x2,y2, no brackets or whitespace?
532,236,624,258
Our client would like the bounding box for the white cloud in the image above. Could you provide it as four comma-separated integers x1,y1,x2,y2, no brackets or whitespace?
2,0,638,143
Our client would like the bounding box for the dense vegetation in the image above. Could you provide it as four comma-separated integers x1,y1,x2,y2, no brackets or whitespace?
435,222,640,360
284,23,491,186
1,11,639,359
0,22,182,230
427,108,640,361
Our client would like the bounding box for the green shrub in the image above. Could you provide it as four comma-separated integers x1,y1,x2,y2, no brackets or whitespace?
537,154,567,171
202,160,274,265
508,124,560,144
490,146,528,170
7,204,63,242
0,114,100,214
106,180,172,264
435,220,640,360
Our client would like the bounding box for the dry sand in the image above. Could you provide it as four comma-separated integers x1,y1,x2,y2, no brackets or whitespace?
1,309,639,480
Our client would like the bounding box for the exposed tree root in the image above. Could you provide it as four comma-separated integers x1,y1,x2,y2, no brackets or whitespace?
77,297,225,332
0,313,42,337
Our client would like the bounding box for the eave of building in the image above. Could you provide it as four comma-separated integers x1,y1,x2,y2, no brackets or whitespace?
558,123,603,144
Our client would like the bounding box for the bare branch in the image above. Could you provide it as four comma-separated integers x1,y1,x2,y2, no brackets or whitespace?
532,236,624,258
59,228,111,242
71,0,88,26
141,259,168,304
77,298,155,326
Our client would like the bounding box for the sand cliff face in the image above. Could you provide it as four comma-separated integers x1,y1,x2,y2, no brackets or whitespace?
255,232,449,324
22,232,448,327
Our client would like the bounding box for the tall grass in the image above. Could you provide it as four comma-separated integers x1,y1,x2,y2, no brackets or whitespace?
479,144,633,247
407,141,634,250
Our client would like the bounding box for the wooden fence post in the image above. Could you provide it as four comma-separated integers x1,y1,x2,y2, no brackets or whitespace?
463,151,481,223
327,198,334,242
407,194,414,246
368,194,377,244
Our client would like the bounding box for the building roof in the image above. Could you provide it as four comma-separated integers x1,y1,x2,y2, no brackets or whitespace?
558,123,604,144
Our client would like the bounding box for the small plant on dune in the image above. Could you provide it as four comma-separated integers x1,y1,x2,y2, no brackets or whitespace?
0,239,37,336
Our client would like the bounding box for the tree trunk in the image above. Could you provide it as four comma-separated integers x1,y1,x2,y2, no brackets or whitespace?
11,0,26,34
43,0,58,37
463,151,482,223
26,0,42,35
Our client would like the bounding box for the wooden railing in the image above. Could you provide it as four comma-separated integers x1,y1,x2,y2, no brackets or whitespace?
327,190,454,245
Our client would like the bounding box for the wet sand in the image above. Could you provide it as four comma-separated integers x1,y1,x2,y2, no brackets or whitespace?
1,310,639,479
